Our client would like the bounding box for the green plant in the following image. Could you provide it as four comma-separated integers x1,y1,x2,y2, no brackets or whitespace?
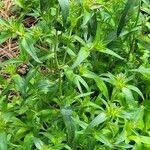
0,0,150,149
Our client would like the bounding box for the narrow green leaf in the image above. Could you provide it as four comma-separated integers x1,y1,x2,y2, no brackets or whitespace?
26,68,37,83
40,0,51,12
0,31,11,44
129,135,150,145
0,58,23,67
75,75,89,91
23,132,34,150
58,0,70,25
61,107,75,144
122,87,135,107
140,136,150,145
72,35,86,46
142,0,150,7
21,37,41,63
75,92,94,99
82,70,109,100
0,131,7,150
104,49,124,60
33,138,44,150
0,17,9,26
117,0,134,36
138,39,150,51
126,85,144,100
130,67,150,74
75,76,82,93
87,112,107,129
72,47,90,69
95,133,114,148
13,74,26,96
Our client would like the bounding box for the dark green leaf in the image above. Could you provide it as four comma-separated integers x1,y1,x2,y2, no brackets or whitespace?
58,0,70,25
117,0,134,36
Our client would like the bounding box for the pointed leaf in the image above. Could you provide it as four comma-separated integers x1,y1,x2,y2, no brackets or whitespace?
117,0,134,36
122,87,135,107
82,70,109,100
58,0,70,25
130,67,150,74
0,131,7,150
61,107,75,144
0,31,11,44
72,47,90,69
21,37,41,63
126,85,144,100
87,112,107,129
104,49,124,60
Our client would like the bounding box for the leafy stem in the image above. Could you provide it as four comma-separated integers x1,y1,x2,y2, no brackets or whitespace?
54,30,63,98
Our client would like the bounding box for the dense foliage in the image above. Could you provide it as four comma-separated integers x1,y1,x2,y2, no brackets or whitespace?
0,0,150,149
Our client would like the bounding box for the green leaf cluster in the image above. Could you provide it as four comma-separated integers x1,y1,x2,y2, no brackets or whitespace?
0,0,150,149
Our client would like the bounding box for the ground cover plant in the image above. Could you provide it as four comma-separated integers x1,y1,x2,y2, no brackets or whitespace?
0,0,150,149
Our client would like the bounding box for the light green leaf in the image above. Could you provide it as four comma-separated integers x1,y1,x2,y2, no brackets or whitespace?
94,132,113,148
140,136,150,145
75,76,82,93
142,0,150,7
129,135,150,145
72,35,86,46
82,70,109,100
130,67,150,74
103,49,124,60
72,47,90,69
0,31,11,44
138,39,150,51
58,0,70,25
23,132,34,150
0,58,23,67
122,87,135,107
0,17,9,26
75,92,94,99
61,107,75,144
87,112,107,129
34,138,48,150
75,75,89,91
0,131,7,150
126,85,144,100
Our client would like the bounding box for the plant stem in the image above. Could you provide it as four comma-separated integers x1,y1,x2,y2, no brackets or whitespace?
54,30,63,98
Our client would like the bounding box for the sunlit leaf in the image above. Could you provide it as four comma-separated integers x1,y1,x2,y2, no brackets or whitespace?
72,47,90,69
122,87,135,107
0,131,7,150
87,112,107,129
126,85,144,100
